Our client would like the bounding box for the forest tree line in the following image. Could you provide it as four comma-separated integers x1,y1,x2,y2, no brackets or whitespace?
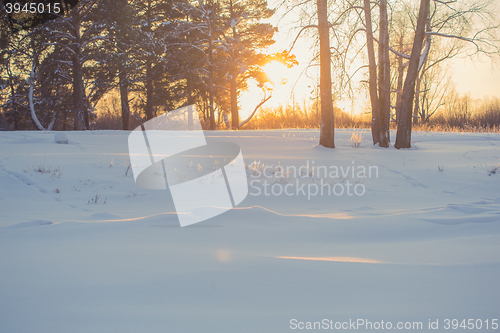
1,0,295,131
1,0,499,149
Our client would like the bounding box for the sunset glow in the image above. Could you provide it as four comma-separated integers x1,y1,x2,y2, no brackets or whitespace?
263,61,289,85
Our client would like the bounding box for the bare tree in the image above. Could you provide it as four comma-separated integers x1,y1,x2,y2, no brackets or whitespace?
395,0,430,149
277,0,338,147
417,62,454,123
395,0,500,148
363,0,379,145
317,0,335,148
357,0,391,146
377,0,390,147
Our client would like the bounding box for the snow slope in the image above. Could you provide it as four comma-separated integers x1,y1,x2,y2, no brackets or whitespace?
0,129,499,333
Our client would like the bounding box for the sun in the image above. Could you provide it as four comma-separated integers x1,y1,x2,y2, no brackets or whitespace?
239,60,294,118
263,61,289,85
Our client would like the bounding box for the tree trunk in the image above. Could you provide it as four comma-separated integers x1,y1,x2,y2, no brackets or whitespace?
395,35,404,123
413,73,421,124
363,0,380,145
395,0,429,149
415,19,431,125
8,83,18,129
421,83,428,122
229,0,239,131
71,52,86,130
29,52,45,131
145,58,154,120
377,0,390,147
119,69,130,130
230,76,239,129
207,7,216,130
185,75,195,130
71,7,86,130
317,0,335,148
143,1,154,121
7,63,18,130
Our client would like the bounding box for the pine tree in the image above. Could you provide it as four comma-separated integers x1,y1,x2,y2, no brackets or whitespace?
132,0,187,120
216,0,276,129
40,0,113,129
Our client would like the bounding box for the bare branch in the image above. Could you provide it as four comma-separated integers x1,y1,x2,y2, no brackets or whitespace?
370,33,411,59
288,25,318,53
239,93,272,128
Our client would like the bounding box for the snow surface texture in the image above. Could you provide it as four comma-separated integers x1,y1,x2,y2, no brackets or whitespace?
54,131,69,144
0,129,499,333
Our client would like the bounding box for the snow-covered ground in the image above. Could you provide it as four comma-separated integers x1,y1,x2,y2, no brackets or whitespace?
1,129,499,333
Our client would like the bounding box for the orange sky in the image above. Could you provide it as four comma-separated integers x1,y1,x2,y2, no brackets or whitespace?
453,57,500,98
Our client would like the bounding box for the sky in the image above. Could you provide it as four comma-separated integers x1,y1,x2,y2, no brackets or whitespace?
453,57,500,99
239,3,500,118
